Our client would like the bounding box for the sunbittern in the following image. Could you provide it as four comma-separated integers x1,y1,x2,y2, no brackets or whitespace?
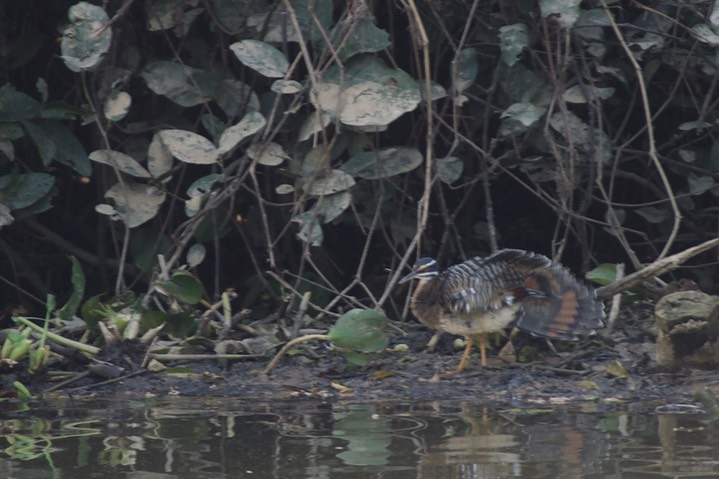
399,249,605,373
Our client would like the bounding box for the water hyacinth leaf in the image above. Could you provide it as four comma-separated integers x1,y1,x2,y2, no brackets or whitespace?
247,142,289,166
314,190,351,223
586,263,618,286
292,212,323,246
89,150,151,178
141,61,211,107
328,309,388,353
540,0,581,28
156,270,204,304
341,146,422,179
636,206,668,223
271,79,303,94
104,182,166,228
60,2,112,72
312,55,420,127
186,243,206,268
435,156,464,184
305,169,355,196
0,172,55,210
688,173,714,194
57,256,85,321
230,40,289,78
335,16,391,62
147,132,174,180
455,48,479,93
499,24,528,66
104,90,131,121
217,110,266,155
159,129,219,164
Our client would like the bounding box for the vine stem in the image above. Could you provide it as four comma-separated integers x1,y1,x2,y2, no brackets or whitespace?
600,0,681,260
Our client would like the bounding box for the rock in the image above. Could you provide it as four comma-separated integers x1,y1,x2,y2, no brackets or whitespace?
654,291,719,368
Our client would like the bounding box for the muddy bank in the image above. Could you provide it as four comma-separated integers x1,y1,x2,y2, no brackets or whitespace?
13,312,718,408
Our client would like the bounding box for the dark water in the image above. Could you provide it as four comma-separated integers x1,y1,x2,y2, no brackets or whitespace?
1,397,718,478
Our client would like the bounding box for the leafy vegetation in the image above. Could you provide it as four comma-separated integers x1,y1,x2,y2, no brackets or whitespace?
2,0,719,393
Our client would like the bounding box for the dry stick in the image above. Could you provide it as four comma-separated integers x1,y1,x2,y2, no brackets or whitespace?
264,334,330,375
601,0,681,260
595,237,719,299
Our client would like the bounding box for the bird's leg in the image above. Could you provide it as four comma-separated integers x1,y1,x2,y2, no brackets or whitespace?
454,336,474,373
479,333,487,367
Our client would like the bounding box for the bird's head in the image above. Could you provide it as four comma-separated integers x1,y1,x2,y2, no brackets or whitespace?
398,257,439,284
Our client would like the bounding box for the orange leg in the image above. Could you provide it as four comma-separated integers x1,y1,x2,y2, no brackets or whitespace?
479,333,487,367
454,336,474,373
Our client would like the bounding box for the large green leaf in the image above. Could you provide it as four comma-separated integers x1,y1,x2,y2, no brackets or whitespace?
156,270,204,304
0,85,40,121
328,309,388,353
499,24,528,67
22,119,91,175
141,61,213,107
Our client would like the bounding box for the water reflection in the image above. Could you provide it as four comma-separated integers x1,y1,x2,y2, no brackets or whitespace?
1,397,718,478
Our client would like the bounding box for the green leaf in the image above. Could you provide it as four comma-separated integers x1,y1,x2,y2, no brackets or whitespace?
60,2,112,72
328,309,388,353
159,129,219,165
455,48,479,92
540,0,580,28
157,270,204,304
435,156,464,185
304,169,355,195
129,227,173,274
80,294,107,329
312,55,420,127
498,23,528,66
22,119,91,175
0,85,41,121
217,110,266,155
57,256,85,321
0,172,55,210
586,263,618,286
89,150,151,178
102,182,166,228
636,206,668,224
229,40,289,78
335,16,391,62
141,61,212,107
141,310,197,337
341,147,422,179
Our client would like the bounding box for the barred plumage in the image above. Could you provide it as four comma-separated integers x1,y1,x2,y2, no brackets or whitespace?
399,249,605,373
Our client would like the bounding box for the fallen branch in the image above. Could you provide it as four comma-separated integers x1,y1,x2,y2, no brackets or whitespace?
596,237,719,299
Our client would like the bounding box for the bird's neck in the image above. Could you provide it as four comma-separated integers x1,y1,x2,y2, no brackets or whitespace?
410,279,443,329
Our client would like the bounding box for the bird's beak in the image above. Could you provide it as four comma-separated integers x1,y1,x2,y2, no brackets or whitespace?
398,269,417,284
